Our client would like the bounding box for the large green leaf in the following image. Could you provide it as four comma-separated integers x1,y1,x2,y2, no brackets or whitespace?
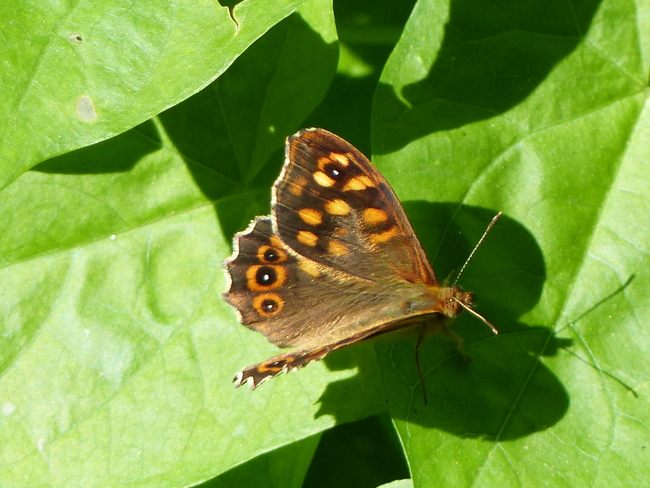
373,0,650,486
303,413,409,487
0,0,305,189
206,434,321,488
0,1,389,487
3,0,649,486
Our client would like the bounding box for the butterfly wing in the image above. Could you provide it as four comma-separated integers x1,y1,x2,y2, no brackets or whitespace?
273,128,438,287
232,314,442,389
224,129,469,390
224,217,427,348
223,217,455,389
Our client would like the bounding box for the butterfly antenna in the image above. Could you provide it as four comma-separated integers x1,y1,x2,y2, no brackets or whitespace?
453,297,499,334
452,212,502,287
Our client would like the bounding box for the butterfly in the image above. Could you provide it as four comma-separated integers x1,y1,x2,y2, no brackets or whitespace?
223,128,499,395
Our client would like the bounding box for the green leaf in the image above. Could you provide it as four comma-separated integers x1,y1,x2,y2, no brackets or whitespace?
209,434,321,488
373,0,650,486
303,413,409,487
0,1,390,487
4,0,649,486
0,0,306,189
378,481,414,488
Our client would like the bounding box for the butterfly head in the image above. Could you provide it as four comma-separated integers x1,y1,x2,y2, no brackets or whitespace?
405,284,496,334
441,286,474,318
444,286,498,335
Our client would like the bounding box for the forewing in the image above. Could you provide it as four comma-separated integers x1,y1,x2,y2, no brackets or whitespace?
273,128,438,286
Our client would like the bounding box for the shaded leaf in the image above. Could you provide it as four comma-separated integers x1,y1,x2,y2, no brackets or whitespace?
373,0,650,486
0,1,387,487
0,0,306,189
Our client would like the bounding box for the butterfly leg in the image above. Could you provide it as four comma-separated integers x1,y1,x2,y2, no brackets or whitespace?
442,326,471,362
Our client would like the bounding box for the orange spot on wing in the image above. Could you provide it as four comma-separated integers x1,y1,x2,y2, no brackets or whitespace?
298,208,323,226
317,153,350,171
369,226,398,245
297,230,318,247
253,293,284,316
329,152,350,166
313,171,335,187
257,245,288,263
363,208,388,225
246,265,286,291
317,156,331,171
343,175,374,191
328,241,349,256
324,199,351,216
299,259,320,277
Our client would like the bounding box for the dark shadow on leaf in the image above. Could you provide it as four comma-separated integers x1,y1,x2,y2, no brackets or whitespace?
304,0,417,153
217,0,244,7
315,203,573,441
158,10,338,244
217,0,244,26
315,341,389,423
34,120,159,174
199,433,319,488
303,413,410,488
373,0,604,154
381,325,572,441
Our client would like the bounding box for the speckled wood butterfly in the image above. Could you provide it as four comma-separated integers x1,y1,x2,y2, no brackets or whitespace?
223,128,499,393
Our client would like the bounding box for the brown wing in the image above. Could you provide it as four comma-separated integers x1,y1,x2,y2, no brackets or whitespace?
223,217,439,350
223,129,469,390
233,317,435,390
272,128,438,286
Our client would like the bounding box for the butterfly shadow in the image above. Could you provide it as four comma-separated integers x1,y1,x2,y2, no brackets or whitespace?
315,203,574,441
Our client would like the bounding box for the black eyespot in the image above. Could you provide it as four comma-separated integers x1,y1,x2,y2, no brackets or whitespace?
261,299,278,314
256,266,277,286
324,163,344,180
264,248,280,262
